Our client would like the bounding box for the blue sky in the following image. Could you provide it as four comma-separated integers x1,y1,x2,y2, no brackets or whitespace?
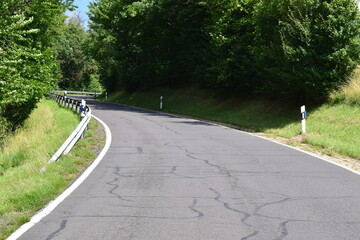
66,0,93,27
66,0,359,26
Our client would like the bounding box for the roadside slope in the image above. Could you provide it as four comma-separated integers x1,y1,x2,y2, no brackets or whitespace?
105,87,360,169
16,99,360,240
0,99,105,240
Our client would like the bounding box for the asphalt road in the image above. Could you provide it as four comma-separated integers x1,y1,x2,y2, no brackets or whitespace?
18,100,360,240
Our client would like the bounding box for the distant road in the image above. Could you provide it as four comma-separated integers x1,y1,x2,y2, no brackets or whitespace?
18,99,360,239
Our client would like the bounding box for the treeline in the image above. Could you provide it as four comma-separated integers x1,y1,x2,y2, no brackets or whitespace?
0,0,74,139
0,1,103,140
88,0,360,102
56,13,103,92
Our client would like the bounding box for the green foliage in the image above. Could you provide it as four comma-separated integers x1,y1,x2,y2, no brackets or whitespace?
0,100,104,239
88,0,360,101
87,73,104,92
88,0,210,91
206,0,258,92
57,13,87,89
56,12,104,92
253,0,360,100
0,0,74,138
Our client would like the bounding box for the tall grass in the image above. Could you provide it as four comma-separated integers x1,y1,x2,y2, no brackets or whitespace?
0,99,105,240
330,66,360,105
0,100,78,174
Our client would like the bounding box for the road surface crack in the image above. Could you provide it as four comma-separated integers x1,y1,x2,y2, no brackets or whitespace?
241,230,259,240
209,187,253,227
143,116,181,135
107,167,133,202
45,220,67,240
275,220,289,240
188,198,204,218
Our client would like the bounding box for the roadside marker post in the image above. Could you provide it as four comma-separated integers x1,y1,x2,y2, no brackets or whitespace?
80,100,87,139
80,100,86,118
160,96,163,110
301,105,307,134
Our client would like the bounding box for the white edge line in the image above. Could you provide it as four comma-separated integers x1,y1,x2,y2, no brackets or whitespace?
104,100,360,176
218,124,360,176
7,114,112,240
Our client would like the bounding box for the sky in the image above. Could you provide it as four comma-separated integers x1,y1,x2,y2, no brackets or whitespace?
66,0,360,27
66,0,93,27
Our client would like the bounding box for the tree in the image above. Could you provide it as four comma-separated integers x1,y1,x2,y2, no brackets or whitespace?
88,0,360,102
253,0,360,101
57,13,87,89
206,0,259,93
88,0,210,91
0,0,74,138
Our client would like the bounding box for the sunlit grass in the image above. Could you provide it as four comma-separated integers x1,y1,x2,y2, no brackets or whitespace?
0,100,78,174
107,85,360,159
0,100,105,240
330,66,360,105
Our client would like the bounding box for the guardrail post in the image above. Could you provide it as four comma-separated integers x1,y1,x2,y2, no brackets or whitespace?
49,93,92,161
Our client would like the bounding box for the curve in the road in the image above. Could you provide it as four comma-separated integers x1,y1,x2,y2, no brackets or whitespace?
10,100,360,240
7,115,112,240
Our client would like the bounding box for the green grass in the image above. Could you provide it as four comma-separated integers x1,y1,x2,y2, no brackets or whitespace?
0,99,105,240
0,100,79,175
107,86,360,159
330,67,360,105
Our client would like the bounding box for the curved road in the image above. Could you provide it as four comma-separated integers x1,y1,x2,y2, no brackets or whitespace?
18,100,360,239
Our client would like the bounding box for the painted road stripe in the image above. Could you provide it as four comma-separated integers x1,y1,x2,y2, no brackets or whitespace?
108,100,360,176
219,125,360,176
7,115,112,240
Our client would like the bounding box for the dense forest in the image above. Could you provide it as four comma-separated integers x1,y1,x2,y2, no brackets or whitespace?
0,0,73,139
0,0,359,139
88,0,359,100
0,0,100,140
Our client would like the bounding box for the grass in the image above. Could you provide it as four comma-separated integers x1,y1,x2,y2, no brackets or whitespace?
0,99,105,240
330,67,360,105
106,78,360,159
0,100,79,174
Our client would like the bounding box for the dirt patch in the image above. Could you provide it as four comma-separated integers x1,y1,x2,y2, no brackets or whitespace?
345,119,360,124
91,120,106,156
255,132,360,172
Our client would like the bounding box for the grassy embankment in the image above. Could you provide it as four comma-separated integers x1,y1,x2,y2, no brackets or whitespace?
0,99,105,240
106,67,360,163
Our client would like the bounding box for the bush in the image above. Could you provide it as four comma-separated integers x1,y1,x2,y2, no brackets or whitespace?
0,1,69,135
253,0,360,101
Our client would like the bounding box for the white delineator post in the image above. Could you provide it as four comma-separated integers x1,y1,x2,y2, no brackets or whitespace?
80,100,87,139
301,105,307,134
80,100,86,117
160,96,163,110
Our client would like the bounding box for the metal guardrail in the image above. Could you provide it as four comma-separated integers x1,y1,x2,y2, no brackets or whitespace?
48,93,92,163
51,90,102,96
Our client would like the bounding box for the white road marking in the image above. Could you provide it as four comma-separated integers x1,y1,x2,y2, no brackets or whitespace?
218,125,360,176
109,100,360,176
6,115,112,240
